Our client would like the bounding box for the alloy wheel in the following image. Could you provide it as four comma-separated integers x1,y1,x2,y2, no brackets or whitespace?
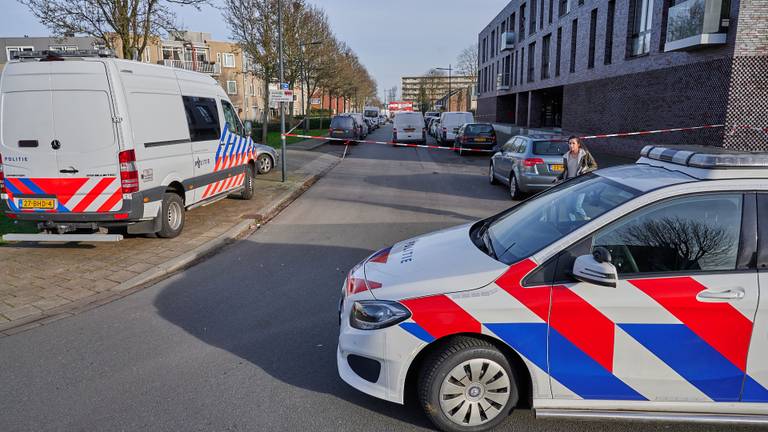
438,358,511,427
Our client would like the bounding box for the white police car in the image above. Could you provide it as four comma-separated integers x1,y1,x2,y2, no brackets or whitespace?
338,145,768,431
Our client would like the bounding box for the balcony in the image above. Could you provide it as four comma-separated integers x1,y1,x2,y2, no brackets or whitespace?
664,0,728,52
161,59,221,75
500,32,516,51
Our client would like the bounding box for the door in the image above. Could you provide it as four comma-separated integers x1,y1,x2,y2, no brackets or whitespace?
185,95,223,203
745,194,768,402
549,192,760,402
1,61,121,213
200,99,247,200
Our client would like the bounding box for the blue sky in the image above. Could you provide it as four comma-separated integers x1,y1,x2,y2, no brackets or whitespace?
0,0,508,100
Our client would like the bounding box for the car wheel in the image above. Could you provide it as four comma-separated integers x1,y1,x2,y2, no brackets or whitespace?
418,337,518,432
240,166,255,200
257,154,273,174
509,173,523,200
489,164,498,184
157,193,185,238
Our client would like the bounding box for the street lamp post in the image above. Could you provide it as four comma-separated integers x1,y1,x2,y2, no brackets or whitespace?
436,65,452,112
278,0,286,182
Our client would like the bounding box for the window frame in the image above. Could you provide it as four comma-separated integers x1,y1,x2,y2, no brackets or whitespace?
5,46,34,61
627,0,655,58
226,80,238,95
223,52,236,68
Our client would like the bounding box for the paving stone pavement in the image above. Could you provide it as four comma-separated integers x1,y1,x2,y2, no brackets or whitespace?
0,149,339,330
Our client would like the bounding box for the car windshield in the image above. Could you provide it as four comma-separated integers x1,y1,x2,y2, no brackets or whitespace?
485,174,641,264
466,124,494,134
330,116,353,129
533,140,570,155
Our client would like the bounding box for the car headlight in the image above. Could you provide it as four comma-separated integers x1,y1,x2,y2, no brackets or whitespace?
350,300,411,330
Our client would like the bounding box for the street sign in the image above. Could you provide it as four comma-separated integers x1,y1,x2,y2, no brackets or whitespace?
310,98,321,105
280,82,289,90
270,89,293,103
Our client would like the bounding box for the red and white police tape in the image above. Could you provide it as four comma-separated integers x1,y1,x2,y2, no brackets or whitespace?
282,123,767,153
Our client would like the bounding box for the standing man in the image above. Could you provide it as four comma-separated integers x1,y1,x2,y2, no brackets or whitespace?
559,136,598,181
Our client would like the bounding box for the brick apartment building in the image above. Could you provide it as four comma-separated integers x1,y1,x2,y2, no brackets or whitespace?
477,0,768,155
0,32,308,122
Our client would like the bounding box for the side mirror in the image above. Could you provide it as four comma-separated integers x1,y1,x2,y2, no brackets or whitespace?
571,247,618,287
244,121,253,137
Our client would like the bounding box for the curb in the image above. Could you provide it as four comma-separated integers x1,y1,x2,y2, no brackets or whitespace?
0,156,341,337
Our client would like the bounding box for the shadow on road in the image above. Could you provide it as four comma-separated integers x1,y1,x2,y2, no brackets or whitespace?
153,239,433,429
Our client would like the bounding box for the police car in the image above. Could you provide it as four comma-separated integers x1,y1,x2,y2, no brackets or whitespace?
338,145,768,431
0,50,256,241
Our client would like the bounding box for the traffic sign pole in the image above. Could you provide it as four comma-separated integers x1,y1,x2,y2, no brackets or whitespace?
278,0,286,183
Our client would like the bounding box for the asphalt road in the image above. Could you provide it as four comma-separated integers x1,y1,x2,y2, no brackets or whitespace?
0,125,758,432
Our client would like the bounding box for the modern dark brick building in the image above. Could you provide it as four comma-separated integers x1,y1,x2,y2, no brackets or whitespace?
476,0,768,155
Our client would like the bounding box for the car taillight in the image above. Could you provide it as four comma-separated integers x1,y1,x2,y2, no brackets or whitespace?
523,158,545,167
119,149,139,193
0,152,5,194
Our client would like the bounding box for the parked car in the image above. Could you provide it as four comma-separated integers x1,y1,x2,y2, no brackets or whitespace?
0,50,256,242
328,115,362,144
453,123,497,155
438,111,475,144
339,145,768,431
424,111,441,126
252,143,279,174
490,134,570,199
392,111,426,145
346,113,369,138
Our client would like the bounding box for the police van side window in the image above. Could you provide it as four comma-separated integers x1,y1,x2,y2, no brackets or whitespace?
592,193,744,275
221,100,244,136
182,96,221,142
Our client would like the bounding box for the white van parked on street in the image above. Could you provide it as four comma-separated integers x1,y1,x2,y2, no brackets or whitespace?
392,112,426,145
0,50,257,241
438,111,475,144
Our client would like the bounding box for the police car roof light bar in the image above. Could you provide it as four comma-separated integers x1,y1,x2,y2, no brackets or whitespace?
13,49,116,61
640,145,768,169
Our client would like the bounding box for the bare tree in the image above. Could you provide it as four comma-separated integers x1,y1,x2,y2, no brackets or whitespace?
223,0,279,144
19,0,208,59
456,44,478,81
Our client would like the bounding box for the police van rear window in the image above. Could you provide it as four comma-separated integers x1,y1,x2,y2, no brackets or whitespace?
182,96,221,142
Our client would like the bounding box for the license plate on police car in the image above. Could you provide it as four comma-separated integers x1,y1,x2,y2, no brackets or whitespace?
20,198,56,210
551,164,564,173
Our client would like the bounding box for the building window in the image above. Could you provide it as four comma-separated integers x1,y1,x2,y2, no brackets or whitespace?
570,19,578,73
555,27,562,76
520,47,525,84
513,51,518,85
6,46,33,60
491,30,496,58
223,53,236,68
628,0,654,57
227,80,237,95
520,3,527,38
530,0,537,35
541,34,551,79
539,0,545,30
549,0,554,24
559,0,571,17
527,42,536,83
588,8,598,69
605,0,615,64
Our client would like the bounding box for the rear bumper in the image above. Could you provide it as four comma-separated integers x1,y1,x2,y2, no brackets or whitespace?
2,188,155,223
518,173,559,192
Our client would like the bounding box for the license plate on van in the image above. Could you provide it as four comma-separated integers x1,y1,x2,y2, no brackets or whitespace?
20,198,56,210
404,128,415,132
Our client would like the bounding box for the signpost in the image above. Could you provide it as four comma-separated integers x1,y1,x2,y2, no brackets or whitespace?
269,89,294,103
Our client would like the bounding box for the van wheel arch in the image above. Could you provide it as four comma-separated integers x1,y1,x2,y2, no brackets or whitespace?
403,333,533,409
165,181,186,204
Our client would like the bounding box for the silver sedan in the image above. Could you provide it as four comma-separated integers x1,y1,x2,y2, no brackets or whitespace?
489,135,570,200
253,143,279,174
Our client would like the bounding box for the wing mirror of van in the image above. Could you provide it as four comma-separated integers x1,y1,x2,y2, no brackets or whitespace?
244,121,253,137
571,246,618,288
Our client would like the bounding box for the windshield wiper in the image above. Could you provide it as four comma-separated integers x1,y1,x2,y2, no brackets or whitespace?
476,220,497,259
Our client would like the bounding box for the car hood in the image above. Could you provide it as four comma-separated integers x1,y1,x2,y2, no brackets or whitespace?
363,224,508,301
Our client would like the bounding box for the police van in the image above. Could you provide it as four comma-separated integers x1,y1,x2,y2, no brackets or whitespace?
0,50,257,241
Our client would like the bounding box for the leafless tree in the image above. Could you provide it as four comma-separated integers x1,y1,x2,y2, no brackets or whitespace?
19,0,208,59
456,44,478,81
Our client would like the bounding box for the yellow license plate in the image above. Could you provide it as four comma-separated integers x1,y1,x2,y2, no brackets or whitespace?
551,164,564,172
475,138,487,142
20,198,56,209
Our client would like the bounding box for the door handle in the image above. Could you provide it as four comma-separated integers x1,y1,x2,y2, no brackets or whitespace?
696,288,745,301
59,168,79,174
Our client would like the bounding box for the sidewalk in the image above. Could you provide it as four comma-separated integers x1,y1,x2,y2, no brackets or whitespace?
0,150,340,335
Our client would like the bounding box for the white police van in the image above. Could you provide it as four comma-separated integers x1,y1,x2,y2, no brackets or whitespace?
0,50,257,241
